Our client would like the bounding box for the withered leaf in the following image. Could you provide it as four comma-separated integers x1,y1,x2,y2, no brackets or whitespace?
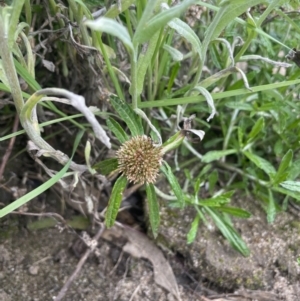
102,226,181,300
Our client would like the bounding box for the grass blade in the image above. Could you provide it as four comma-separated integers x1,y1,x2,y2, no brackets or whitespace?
0,130,84,218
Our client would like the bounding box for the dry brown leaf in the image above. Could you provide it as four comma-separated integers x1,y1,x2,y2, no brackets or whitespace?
103,226,181,300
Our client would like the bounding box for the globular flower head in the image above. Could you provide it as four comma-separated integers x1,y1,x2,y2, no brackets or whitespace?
116,135,163,184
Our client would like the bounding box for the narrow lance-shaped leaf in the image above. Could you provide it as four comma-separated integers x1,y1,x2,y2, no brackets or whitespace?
198,196,230,207
273,186,300,201
110,96,143,136
187,215,200,244
133,0,195,44
226,101,253,111
85,17,134,52
133,0,158,44
161,131,185,154
202,149,237,163
93,158,119,175
246,117,264,142
276,149,293,180
279,181,300,193
161,162,185,208
287,158,300,180
205,207,250,257
136,31,160,95
218,206,251,218
163,44,183,62
105,176,128,228
106,117,129,144
105,0,136,18
208,170,218,194
168,17,202,60
244,151,276,177
202,0,265,55
267,189,276,224
146,183,160,238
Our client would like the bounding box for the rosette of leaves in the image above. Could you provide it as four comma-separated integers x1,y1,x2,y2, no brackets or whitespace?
93,96,202,237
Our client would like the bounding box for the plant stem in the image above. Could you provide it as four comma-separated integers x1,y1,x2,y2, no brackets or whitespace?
0,10,24,115
216,161,269,187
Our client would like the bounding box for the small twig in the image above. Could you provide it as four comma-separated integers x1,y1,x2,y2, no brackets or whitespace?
0,114,19,180
54,225,105,301
108,250,124,276
129,284,141,301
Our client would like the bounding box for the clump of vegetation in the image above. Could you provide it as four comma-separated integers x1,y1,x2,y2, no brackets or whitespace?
0,0,300,259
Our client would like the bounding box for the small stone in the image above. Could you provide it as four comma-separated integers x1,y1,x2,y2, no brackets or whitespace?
29,265,39,275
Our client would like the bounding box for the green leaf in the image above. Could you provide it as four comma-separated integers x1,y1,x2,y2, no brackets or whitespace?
133,0,195,44
161,131,185,154
146,183,160,238
273,186,300,201
106,118,129,143
202,0,265,55
161,162,185,208
246,117,264,142
93,158,119,175
205,207,250,257
274,140,283,157
199,196,230,207
105,176,128,228
267,189,276,223
288,158,300,180
221,191,235,199
187,215,200,244
238,126,244,147
133,0,158,44
193,176,202,196
202,149,237,163
225,101,253,111
277,150,293,179
218,206,251,218
168,17,202,60
85,17,134,52
163,44,183,61
136,31,160,95
244,151,276,176
208,170,218,195
279,181,300,193
105,0,136,18
110,96,143,136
